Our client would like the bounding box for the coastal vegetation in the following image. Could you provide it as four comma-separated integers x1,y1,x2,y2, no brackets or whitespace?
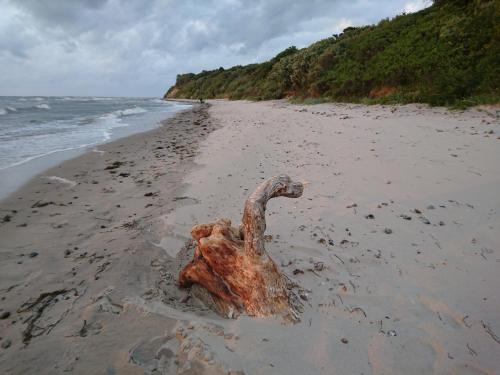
165,0,500,107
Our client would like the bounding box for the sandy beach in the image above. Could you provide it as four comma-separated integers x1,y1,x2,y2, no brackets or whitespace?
1,100,499,374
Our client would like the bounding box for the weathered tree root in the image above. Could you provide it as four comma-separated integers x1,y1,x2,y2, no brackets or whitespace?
179,175,304,321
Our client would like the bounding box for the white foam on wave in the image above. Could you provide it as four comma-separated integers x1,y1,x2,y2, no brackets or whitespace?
102,130,112,141
87,106,147,142
96,112,129,141
36,103,51,109
43,175,77,187
0,107,18,115
116,106,147,116
151,98,167,104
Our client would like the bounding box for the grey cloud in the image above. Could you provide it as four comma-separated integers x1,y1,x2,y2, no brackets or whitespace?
0,0,429,96
12,0,108,26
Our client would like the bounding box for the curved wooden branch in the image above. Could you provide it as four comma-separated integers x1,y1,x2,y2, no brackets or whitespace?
179,175,304,320
242,175,303,257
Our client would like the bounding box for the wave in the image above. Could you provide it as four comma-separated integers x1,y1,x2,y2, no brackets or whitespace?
0,143,95,171
91,97,115,101
44,176,78,187
151,98,167,103
0,107,18,115
54,97,114,101
43,175,78,187
95,112,129,141
0,104,50,113
116,106,147,116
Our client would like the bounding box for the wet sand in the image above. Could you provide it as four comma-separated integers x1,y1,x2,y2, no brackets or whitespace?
1,100,499,374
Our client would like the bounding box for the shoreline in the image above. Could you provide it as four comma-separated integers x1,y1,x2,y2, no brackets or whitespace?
0,100,192,201
1,100,499,374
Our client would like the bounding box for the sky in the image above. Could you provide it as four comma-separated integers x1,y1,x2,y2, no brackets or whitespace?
0,0,430,97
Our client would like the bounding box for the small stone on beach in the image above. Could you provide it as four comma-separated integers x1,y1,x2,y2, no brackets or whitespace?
1,339,12,349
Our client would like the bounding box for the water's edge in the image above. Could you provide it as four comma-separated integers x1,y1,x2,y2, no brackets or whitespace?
0,101,193,201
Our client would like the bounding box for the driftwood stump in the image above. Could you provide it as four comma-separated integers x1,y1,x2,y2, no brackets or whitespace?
179,175,304,320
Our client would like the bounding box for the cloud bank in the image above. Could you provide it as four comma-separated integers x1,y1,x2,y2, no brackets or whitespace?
0,0,430,96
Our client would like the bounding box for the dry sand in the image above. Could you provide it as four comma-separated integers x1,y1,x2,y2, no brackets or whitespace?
0,100,499,374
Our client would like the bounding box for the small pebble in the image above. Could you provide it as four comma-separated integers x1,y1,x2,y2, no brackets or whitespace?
1,339,11,349
383,228,393,234
0,311,10,320
341,338,349,344
313,262,324,271
29,252,38,258
420,217,431,225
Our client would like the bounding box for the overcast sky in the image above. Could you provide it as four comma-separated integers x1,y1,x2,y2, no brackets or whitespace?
0,0,430,97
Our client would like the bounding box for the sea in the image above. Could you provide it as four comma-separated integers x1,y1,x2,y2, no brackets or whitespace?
0,96,190,199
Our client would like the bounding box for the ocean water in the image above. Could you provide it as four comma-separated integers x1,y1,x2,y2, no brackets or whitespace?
0,96,190,199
